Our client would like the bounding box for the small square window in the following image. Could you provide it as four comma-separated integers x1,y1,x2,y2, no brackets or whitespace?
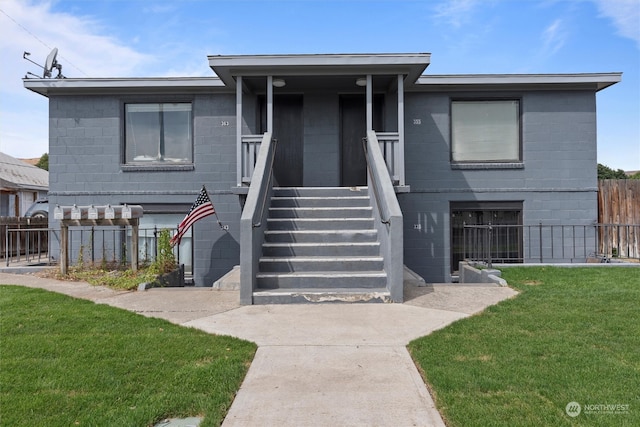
451,100,520,163
125,103,192,164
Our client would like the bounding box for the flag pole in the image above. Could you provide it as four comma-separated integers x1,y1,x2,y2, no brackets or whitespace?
202,185,226,230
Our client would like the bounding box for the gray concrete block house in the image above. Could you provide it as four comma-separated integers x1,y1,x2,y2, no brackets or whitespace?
24,53,620,304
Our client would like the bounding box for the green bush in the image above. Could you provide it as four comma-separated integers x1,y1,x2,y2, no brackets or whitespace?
150,229,177,275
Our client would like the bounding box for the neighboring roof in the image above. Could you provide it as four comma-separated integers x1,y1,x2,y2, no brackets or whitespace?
414,73,622,92
19,158,40,166
208,53,432,88
0,152,49,192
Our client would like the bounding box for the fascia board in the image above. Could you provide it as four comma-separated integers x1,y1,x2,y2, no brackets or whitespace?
413,73,622,91
23,77,226,97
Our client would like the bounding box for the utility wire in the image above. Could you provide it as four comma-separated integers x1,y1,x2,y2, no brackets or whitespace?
0,6,89,77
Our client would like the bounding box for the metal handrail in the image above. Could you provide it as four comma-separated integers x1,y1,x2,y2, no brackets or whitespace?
363,136,391,224
252,138,277,228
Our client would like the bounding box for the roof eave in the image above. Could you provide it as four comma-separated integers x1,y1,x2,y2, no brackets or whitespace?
413,73,622,91
23,76,226,97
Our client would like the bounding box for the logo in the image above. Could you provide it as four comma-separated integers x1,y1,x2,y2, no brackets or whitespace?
566,401,582,417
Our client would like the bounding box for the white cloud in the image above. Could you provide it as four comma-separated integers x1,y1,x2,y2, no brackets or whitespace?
592,0,640,48
0,0,152,158
432,0,481,28
0,0,151,80
541,18,567,56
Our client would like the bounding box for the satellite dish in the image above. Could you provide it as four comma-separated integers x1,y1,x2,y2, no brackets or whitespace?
43,48,58,78
23,47,65,79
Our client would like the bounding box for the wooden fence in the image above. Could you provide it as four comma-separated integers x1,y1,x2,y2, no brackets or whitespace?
1,217,49,258
598,179,640,258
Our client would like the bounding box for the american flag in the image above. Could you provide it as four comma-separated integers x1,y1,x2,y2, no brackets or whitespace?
170,186,216,247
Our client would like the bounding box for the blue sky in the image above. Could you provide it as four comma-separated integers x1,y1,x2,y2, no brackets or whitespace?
1,0,638,170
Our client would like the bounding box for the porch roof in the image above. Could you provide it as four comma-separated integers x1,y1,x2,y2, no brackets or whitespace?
208,53,431,88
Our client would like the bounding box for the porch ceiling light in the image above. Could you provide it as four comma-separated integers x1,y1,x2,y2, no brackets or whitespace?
355,77,367,87
272,78,286,88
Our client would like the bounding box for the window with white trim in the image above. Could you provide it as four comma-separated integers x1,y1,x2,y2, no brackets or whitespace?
451,100,520,162
125,103,192,164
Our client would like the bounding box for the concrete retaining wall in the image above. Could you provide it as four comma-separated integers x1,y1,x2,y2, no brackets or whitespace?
459,262,508,286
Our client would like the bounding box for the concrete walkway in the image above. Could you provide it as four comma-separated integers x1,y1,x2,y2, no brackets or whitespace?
0,271,518,427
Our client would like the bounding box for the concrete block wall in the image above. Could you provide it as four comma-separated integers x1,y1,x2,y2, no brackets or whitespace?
48,92,243,286
46,86,601,286
400,90,598,282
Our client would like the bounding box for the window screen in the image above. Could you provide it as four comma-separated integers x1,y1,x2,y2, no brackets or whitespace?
125,103,192,164
451,100,520,162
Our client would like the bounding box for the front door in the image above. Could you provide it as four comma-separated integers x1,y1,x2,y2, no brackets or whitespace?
340,95,383,187
261,95,304,187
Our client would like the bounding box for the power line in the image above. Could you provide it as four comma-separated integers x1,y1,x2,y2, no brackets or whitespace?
0,6,88,77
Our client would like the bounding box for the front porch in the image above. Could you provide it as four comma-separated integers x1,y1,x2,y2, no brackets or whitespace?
209,53,430,190
208,54,430,304
238,133,403,305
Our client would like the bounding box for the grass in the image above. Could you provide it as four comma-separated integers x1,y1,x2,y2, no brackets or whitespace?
409,267,640,427
0,285,257,427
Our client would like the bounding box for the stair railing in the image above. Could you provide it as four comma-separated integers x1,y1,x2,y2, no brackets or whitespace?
240,132,276,305
252,139,278,228
363,130,404,302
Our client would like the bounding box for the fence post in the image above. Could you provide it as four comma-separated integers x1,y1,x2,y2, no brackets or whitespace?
60,223,69,274
462,221,466,264
131,220,139,272
539,222,543,263
91,226,95,265
487,222,493,268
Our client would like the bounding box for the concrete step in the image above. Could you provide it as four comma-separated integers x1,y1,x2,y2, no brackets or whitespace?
256,271,387,289
273,187,368,197
252,287,391,304
255,186,388,301
268,206,373,218
262,242,380,257
271,196,371,208
264,229,379,243
267,218,374,231
259,256,384,273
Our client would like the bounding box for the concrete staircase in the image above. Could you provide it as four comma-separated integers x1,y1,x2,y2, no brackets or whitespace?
253,187,391,304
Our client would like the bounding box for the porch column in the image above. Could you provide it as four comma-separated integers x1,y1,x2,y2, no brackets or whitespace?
397,74,405,186
236,76,243,187
267,75,273,133
366,74,372,131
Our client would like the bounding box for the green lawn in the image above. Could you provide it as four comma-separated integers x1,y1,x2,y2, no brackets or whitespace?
409,267,640,427
0,285,257,427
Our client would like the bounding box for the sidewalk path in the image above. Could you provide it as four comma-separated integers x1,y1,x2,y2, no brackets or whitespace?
1,271,518,427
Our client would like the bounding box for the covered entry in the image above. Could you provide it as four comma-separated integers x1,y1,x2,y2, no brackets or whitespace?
208,53,430,189
208,53,431,305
